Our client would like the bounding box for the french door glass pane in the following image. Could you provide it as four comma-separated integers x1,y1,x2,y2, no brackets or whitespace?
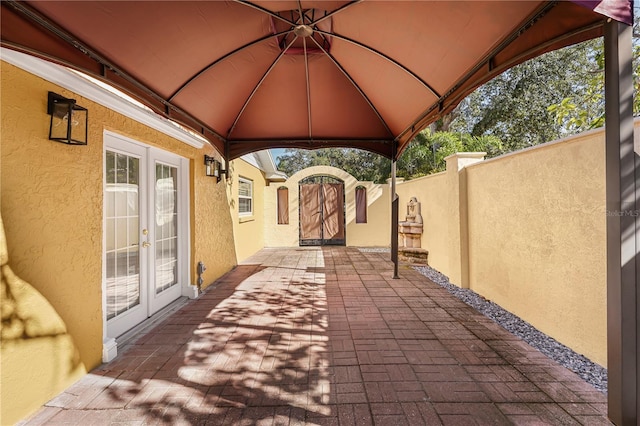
155,163,178,294
105,151,141,320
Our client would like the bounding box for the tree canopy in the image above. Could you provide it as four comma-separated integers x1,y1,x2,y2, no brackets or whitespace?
450,39,611,151
276,148,391,183
276,20,639,181
275,131,503,183
396,131,503,180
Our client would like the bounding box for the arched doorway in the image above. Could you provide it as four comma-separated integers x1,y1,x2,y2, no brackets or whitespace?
299,175,345,246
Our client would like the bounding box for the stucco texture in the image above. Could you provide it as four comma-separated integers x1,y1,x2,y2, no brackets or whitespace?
397,129,611,366
227,158,267,263
1,214,86,425
263,166,390,248
193,154,237,289
465,132,607,366
1,61,237,423
395,172,451,276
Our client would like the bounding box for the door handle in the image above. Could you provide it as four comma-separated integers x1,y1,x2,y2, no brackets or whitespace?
142,241,151,248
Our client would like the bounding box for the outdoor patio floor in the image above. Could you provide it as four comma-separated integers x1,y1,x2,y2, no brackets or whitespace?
22,247,611,425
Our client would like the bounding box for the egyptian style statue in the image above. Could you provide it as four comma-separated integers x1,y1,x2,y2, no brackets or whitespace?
405,196,423,224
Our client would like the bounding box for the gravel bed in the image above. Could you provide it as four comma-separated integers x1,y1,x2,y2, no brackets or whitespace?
358,247,391,253
413,265,608,393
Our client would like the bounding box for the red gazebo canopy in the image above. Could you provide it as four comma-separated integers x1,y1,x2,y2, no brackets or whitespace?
1,0,633,159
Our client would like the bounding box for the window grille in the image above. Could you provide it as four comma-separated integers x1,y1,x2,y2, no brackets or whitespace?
238,177,253,216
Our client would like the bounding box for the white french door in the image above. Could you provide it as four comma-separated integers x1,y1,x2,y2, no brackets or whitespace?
104,132,188,340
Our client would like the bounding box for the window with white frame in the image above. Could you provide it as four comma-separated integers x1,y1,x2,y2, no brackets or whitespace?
238,177,253,216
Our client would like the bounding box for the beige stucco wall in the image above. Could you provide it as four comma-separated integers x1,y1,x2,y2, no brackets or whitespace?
1,61,237,423
395,153,485,285
395,172,451,276
397,128,611,366
227,158,267,262
465,131,607,366
264,166,390,247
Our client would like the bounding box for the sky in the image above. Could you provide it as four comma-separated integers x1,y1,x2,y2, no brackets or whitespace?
270,148,287,162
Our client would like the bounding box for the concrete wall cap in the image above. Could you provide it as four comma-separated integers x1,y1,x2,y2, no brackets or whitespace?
444,152,487,161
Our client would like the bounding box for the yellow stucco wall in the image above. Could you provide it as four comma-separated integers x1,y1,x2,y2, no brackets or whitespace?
397,129,611,366
227,158,267,262
465,131,607,366
395,172,450,275
2,215,86,425
263,166,390,247
1,61,237,423
396,153,485,286
194,158,237,288
346,180,391,247
1,336,85,425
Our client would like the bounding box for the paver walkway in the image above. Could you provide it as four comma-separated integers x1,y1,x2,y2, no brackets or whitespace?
22,247,611,425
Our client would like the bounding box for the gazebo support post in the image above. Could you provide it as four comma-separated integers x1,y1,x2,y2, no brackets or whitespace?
391,149,399,279
604,19,638,426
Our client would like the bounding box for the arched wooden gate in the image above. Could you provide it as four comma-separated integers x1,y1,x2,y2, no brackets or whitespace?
299,175,345,246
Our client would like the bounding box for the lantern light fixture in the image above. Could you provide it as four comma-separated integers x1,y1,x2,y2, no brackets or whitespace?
204,155,227,183
47,91,88,145
204,155,216,177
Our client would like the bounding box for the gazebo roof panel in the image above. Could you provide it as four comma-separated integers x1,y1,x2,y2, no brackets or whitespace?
0,0,632,159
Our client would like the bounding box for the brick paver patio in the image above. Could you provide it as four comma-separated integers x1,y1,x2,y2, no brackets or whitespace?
21,247,611,425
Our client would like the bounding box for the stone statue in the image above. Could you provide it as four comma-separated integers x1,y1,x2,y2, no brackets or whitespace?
399,196,425,252
405,197,423,224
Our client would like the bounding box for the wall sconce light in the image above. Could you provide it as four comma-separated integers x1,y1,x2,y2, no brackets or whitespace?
47,91,88,145
204,155,216,177
204,155,227,183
